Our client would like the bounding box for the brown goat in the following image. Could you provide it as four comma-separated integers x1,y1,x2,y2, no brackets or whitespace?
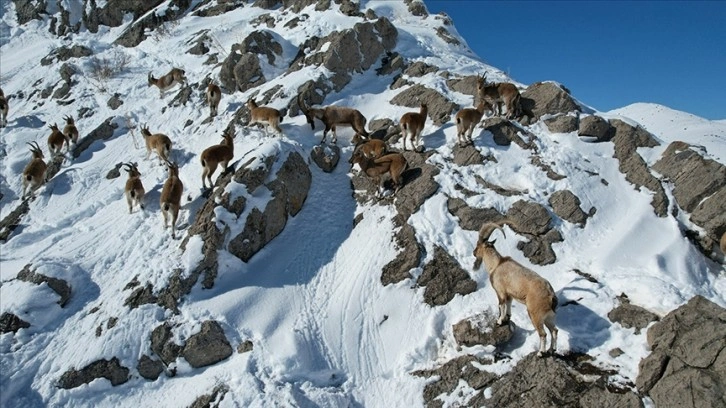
473,222,558,357
352,139,387,160
299,95,369,144
63,115,79,145
200,128,235,189
477,74,521,119
123,162,145,213
247,99,283,136
140,125,172,164
159,161,184,239
148,68,186,98
47,123,68,156
350,148,408,198
455,101,491,146
206,82,221,117
399,103,428,151
720,231,726,254
21,142,47,199
0,87,8,128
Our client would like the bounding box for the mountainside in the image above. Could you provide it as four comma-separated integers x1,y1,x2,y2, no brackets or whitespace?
1,1,725,407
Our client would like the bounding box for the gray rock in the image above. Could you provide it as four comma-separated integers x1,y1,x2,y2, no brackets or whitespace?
268,152,311,216
237,341,254,354
517,228,563,266
58,358,129,389
447,197,505,231
0,312,30,333
578,115,614,142
403,61,439,77
452,313,514,348
310,144,340,173
376,52,404,76
607,295,660,334
108,94,123,110
381,223,422,285
124,284,157,309
252,0,281,9
445,75,479,99
0,200,30,243
507,200,551,235
72,117,118,159
417,246,477,306
451,143,487,166
151,323,182,365
181,321,233,368
482,117,535,148
137,355,165,381
636,296,726,408
610,119,667,217
413,355,496,408
82,0,163,33
392,151,440,221
113,0,191,48
436,27,459,45
390,84,457,126
12,0,47,25
41,45,93,66
544,114,579,133
520,81,580,122
17,264,72,307
188,385,230,408
192,0,245,18
405,0,428,17
549,190,589,226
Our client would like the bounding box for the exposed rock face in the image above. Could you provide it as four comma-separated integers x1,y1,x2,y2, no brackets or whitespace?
189,385,230,408
310,144,340,173
393,151,440,222
520,81,580,121
115,0,192,48
181,321,233,368
0,200,30,242
653,141,726,250
137,355,165,381
578,115,614,142
447,197,505,231
17,264,72,307
151,323,182,365
445,75,479,99
413,355,497,408
41,45,93,66
192,0,245,18
549,190,590,227
220,31,282,92
452,312,514,348
417,246,476,306
451,143,488,166
610,119,667,217
544,114,579,134
390,85,458,126
636,296,726,408
481,117,535,148
0,312,30,333
381,223,422,285
12,0,48,25
607,295,659,334
506,200,562,265
58,358,130,389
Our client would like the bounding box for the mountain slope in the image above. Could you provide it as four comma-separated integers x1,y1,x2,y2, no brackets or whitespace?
1,1,724,407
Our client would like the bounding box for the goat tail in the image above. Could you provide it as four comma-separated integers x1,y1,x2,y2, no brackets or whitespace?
551,294,559,312
26,174,32,182
163,203,170,212
279,114,284,123
130,190,136,199
201,158,206,167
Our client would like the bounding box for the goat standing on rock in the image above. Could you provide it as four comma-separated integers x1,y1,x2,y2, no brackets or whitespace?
247,99,283,136
298,95,369,144
349,147,407,198
473,222,558,357
21,142,47,200
477,74,521,119
200,128,235,189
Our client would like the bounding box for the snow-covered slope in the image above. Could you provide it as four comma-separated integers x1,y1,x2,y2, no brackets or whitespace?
1,2,724,407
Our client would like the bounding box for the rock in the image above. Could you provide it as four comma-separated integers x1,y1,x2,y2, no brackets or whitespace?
0,312,30,333
151,323,182,365
544,114,579,133
107,94,124,110
192,1,245,18
392,151,440,222
58,358,129,389
452,312,514,348
310,144,341,173
403,61,439,77
447,197,505,231
237,341,254,354
17,264,72,307
137,355,165,381
390,84,458,126
413,355,497,408
0,200,30,242
181,321,233,368
578,115,614,142
451,143,488,166
482,117,534,148
376,52,404,76
445,75,480,99
607,294,660,334
405,0,428,17
114,0,191,47
41,45,93,66
381,223,422,285
13,0,47,25
516,228,563,266
520,81,580,122
636,296,726,408
507,200,551,235
417,246,477,306
188,385,230,408
610,119,667,217
268,151,311,216
549,190,589,226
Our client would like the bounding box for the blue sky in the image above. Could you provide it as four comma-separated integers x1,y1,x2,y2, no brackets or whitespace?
425,1,726,120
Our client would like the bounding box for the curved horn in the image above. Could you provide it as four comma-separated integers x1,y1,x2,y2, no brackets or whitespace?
30,141,42,151
478,221,507,244
297,94,308,113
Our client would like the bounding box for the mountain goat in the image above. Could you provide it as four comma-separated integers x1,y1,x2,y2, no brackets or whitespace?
200,128,235,189
455,101,491,147
298,95,369,144
0,87,8,127
47,123,68,156
206,82,221,117
349,148,408,198
472,222,558,357
160,161,183,239
21,142,47,199
140,125,172,164
123,162,145,213
399,103,427,151
477,74,521,119
247,99,283,136
63,115,79,146
148,68,186,98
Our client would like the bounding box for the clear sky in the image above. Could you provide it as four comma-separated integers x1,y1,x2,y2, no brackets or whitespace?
425,1,726,120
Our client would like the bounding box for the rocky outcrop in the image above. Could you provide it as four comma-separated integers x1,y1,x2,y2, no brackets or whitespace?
181,321,233,368
390,85,458,126
41,45,93,66
607,294,659,334
310,145,340,173
417,246,476,306
452,312,513,348
188,385,230,408
192,0,245,18
115,1,192,48
544,114,579,134
137,355,165,381
12,0,47,25
481,117,535,148
507,200,563,265
520,81,580,122
220,31,282,93
549,189,591,227
610,119,667,217
17,264,72,307
447,197,505,231
413,355,497,408
578,115,614,142
381,223,422,285
636,296,725,408
0,312,30,334
58,358,130,389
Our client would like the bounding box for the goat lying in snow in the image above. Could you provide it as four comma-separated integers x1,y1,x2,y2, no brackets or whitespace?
472,222,558,357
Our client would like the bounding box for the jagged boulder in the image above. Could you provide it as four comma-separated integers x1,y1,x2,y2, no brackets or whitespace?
310,144,341,173
520,81,580,121
189,385,230,408
447,197,505,231
0,312,30,334
607,294,659,334
610,119,667,217
12,0,48,25
58,358,130,389
507,200,563,265
220,31,280,93
137,355,165,381
181,321,233,368
451,143,488,166
549,190,590,227
40,45,93,66
445,75,479,99
481,117,535,148
151,323,182,365
17,264,72,307
393,151,440,221
413,355,497,408
636,296,726,408
390,84,457,126
114,0,191,47
417,246,476,306
544,114,579,134
192,0,245,18
381,223,422,285
578,115,614,142
653,141,726,249
452,312,514,348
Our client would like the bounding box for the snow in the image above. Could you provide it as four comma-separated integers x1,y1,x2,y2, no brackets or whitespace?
1,1,725,407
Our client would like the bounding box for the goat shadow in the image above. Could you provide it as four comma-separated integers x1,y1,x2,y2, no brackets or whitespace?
8,114,45,129
556,289,612,352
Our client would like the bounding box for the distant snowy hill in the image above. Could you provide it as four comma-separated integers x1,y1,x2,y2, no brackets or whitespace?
1,1,724,408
